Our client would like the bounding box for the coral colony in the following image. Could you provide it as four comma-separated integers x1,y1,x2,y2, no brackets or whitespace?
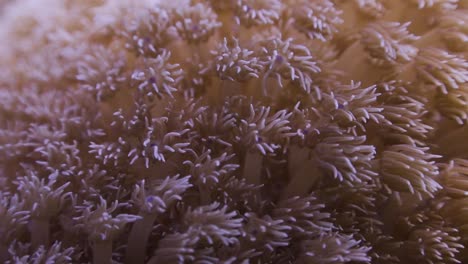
1,0,468,263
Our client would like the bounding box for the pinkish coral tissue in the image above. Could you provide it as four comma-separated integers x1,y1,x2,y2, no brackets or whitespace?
0,0,468,263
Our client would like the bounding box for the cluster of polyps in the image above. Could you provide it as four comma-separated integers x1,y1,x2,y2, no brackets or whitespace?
0,0,468,263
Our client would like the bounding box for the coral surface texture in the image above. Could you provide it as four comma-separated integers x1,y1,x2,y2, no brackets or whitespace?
1,0,468,263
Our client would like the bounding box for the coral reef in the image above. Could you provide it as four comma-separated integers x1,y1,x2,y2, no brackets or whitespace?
0,0,467,263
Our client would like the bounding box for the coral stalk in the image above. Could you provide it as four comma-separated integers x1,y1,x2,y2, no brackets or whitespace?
243,151,263,185
125,213,158,264
93,240,113,264
0,244,7,263
30,218,50,249
282,145,320,199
